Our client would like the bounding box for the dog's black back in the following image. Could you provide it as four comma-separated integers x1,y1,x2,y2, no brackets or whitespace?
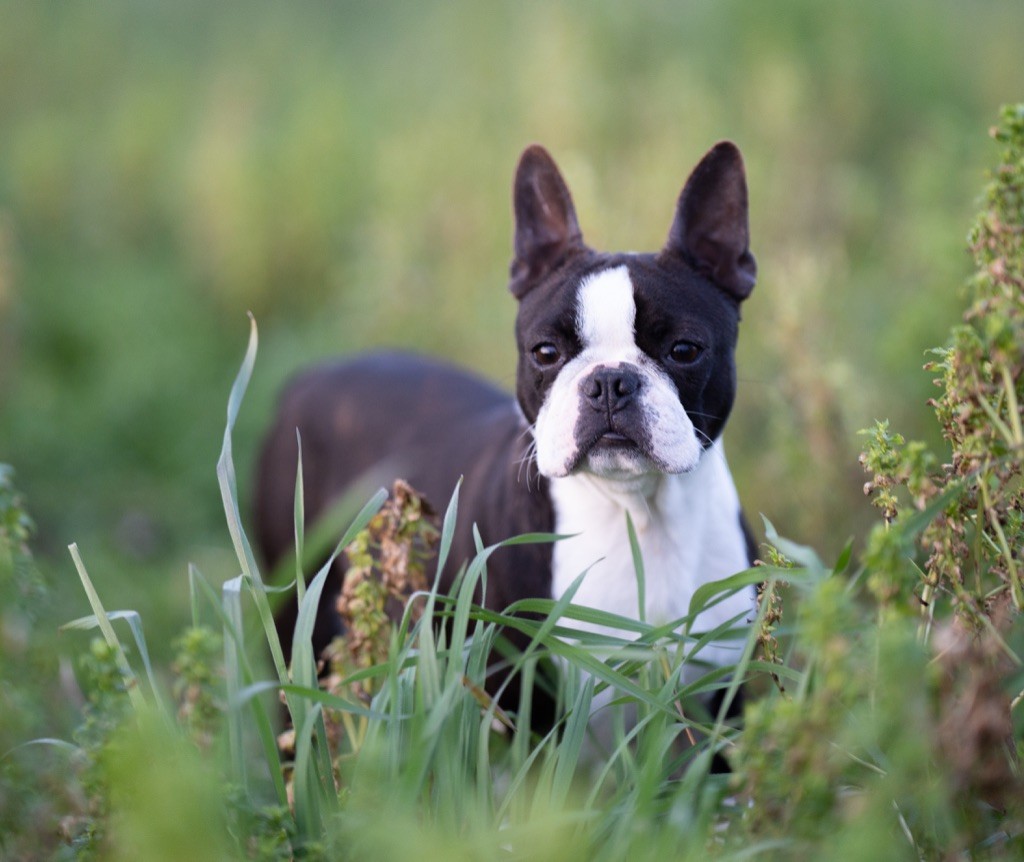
255,351,553,665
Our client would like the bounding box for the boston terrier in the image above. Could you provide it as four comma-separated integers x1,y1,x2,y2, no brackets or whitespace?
255,141,757,716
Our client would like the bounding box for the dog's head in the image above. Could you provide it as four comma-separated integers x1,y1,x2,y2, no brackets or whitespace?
510,142,756,481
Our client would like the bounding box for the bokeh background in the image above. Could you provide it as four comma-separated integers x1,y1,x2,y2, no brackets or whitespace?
1,0,1022,658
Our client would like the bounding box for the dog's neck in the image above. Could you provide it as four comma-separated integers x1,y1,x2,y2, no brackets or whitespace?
548,443,721,532
547,439,748,642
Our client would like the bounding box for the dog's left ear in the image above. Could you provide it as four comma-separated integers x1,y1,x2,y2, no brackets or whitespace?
509,145,585,299
664,141,756,301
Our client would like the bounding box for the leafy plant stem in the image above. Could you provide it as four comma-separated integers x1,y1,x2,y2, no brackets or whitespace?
978,472,1023,610
1000,363,1023,446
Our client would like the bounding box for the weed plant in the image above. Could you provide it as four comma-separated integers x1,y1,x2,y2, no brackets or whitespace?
2,105,1023,859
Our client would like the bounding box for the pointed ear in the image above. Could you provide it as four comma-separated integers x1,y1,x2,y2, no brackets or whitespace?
509,145,584,299
664,141,756,301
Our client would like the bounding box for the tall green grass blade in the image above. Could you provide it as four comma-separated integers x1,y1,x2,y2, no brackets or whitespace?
550,674,594,807
221,574,250,793
287,486,388,794
415,483,461,709
217,315,262,587
833,537,855,576
285,482,382,804
219,576,287,809
494,564,594,708
509,593,717,637
499,531,572,546
293,431,306,608
896,478,966,538
290,556,329,692
433,479,461,582
67,543,147,714
687,566,770,621
188,563,202,628
708,589,764,752
266,480,382,593
761,515,827,574
542,638,678,717
235,681,398,720
742,658,798,681
582,711,653,810
61,608,171,718
442,544,497,694
190,569,270,691
497,721,561,824
292,703,326,843
625,511,645,623
510,654,537,756
683,609,751,669
2,738,81,762
216,317,292,687
290,487,387,686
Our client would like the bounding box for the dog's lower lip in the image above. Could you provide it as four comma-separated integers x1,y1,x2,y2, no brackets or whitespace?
600,432,630,442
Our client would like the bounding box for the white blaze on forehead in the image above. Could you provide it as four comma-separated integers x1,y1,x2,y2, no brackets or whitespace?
533,260,701,478
576,265,636,353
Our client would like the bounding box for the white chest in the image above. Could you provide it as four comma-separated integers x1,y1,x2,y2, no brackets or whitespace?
548,444,754,670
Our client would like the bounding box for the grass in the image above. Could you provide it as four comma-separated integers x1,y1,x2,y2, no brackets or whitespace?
4,102,1021,856
29,314,775,860
0,17,1022,853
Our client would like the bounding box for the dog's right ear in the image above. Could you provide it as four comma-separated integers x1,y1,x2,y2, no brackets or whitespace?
509,145,584,299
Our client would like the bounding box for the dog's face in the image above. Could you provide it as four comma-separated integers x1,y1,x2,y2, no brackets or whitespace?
509,143,756,481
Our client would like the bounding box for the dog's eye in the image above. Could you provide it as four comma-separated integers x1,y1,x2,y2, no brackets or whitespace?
668,340,704,365
531,343,561,367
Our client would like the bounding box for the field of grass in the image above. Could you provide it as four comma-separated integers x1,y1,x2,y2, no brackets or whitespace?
1,2,1023,858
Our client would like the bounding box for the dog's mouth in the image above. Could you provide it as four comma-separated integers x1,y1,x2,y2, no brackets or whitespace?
595,430,632,445
567,425,655,475
580,424,642,453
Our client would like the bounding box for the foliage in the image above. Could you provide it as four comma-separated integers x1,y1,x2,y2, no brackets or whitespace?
28,100,1024,853
724,103,1024,859
860,103,1024,630
0,467,76,860
15,317,775,859
2,2,1023,653
2,96,1024,860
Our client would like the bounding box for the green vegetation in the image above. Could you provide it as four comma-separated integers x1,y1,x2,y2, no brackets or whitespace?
1,1,1023,648
1,3,1023,859
2,102,1023,861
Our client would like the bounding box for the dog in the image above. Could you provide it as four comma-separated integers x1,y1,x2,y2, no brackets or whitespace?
255,141,757,724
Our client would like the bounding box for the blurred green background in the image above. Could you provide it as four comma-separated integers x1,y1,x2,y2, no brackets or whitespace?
1,0,1022,663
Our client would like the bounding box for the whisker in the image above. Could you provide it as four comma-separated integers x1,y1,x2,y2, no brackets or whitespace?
685,410,724,422
515,435,539,489
694,427,717,450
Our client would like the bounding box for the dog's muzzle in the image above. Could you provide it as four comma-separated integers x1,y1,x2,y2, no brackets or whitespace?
570,363,654,468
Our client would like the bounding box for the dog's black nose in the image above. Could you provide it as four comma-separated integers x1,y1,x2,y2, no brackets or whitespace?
584,366,641,413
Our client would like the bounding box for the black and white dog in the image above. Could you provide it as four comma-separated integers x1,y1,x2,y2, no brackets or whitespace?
255,142,757,712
